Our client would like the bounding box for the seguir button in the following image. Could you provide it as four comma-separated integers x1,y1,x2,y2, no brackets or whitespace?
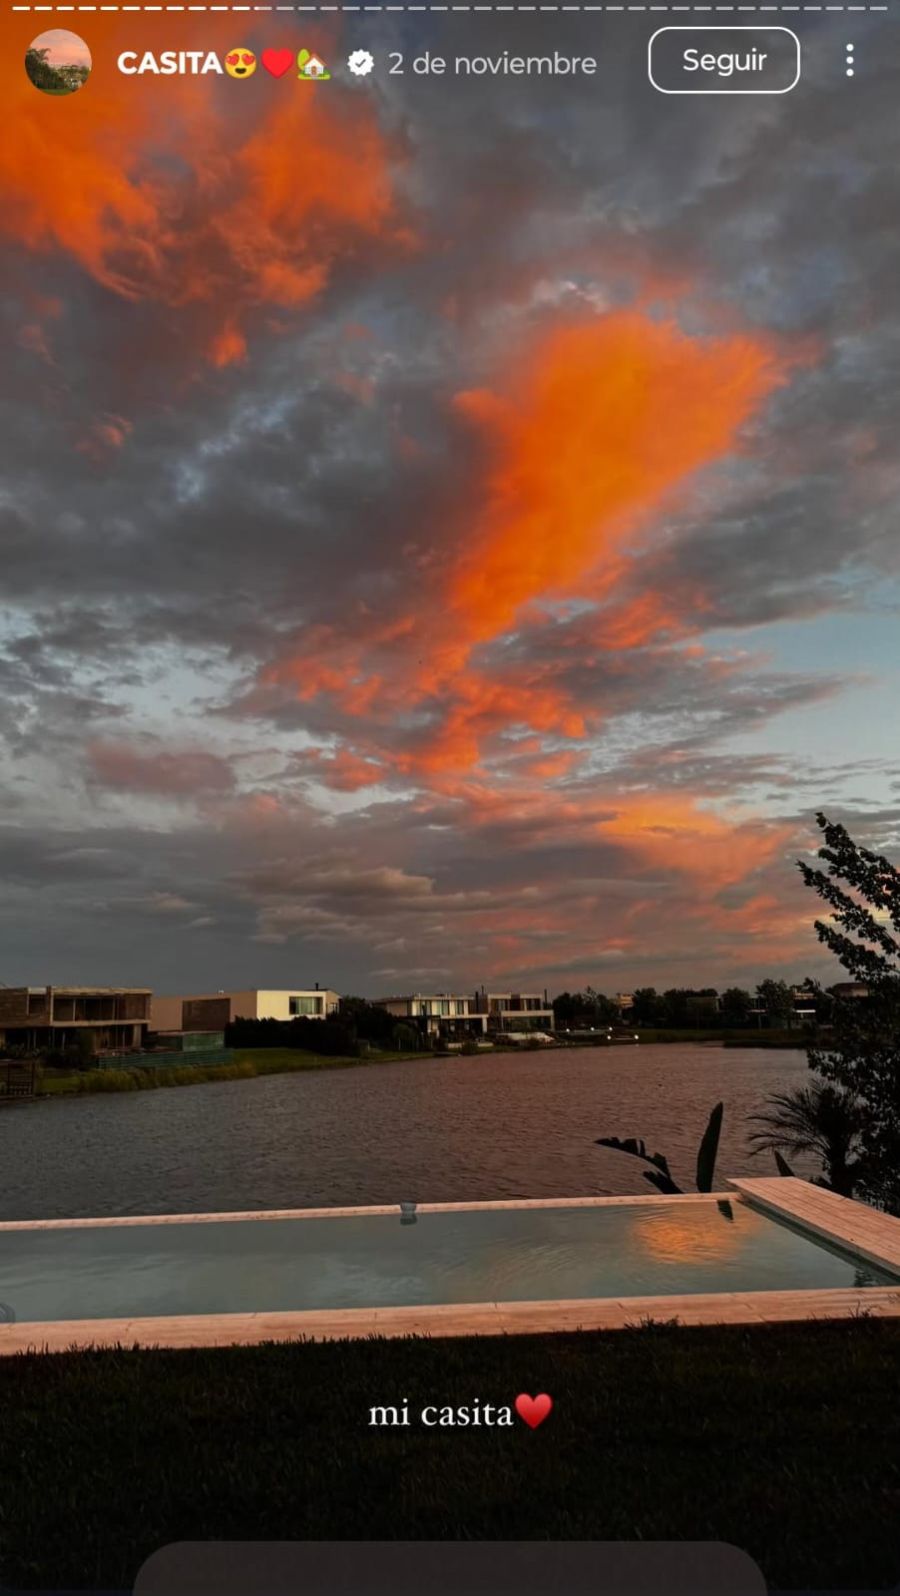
648,27,801,94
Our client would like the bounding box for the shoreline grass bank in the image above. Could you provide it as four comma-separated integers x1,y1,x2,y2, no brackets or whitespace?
29,1029,811,1100
0,1318,897,1590
34,1047,423,1098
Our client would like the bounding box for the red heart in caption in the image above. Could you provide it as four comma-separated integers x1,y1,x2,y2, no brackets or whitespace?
262,48,294,77
515,1392,553,1429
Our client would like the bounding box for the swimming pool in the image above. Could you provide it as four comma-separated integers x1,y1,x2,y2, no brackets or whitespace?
0,1194,895,1325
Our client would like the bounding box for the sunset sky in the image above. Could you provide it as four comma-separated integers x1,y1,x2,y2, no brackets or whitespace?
30,29,92,69
2,13,899,996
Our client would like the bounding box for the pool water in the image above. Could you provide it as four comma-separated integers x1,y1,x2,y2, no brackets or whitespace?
0,1200,894,1323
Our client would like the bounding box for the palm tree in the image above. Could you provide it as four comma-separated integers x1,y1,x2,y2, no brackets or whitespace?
748,1079,868,1198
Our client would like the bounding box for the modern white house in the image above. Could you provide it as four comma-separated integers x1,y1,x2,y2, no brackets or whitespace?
472,989,555,1034
376,989,555,1041
150,987,340,1034
375,993,484,1040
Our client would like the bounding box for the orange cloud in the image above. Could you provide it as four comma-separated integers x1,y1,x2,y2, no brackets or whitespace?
87,739,235,797
595,794,790,892
269,304,790,778
298,748,387,792
394,672,587,775
522,751,578,780
4,17,408,369
448,313,785,647
75,413,133,460
208,323,248,370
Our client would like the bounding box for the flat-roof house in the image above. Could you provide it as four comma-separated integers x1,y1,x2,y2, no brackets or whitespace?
376,989,555,1041
0,986,150,1053
472,990,555,1033
150,987,340,1033
375,993,486,1040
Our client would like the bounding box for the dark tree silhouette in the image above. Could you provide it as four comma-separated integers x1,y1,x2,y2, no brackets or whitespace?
25,45,88,92
798,812,900,1213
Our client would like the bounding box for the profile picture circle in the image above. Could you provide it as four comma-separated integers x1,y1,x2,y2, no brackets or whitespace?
25,29,92,95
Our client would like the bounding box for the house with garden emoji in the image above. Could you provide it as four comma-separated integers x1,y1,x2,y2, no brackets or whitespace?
297,48,330,79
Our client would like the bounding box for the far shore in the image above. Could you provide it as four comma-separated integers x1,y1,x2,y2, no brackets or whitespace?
14,1028,812,1103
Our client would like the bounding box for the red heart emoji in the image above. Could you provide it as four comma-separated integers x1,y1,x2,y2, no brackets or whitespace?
515,1392,553,1429
262,48,294,78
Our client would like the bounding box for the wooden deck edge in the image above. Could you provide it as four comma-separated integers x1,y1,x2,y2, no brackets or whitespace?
3,1286,900,1355
728,1177,900,1275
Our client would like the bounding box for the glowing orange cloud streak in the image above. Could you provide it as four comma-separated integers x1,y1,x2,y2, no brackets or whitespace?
269,305,791,776
449,313,786,646
596,794,790,891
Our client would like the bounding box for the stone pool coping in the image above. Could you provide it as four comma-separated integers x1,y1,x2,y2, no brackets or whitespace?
2,1179,899,1355
2,1287,900,1356
0,1191,725,1231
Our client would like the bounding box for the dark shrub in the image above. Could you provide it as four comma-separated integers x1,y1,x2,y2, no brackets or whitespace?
224,1017,359,1056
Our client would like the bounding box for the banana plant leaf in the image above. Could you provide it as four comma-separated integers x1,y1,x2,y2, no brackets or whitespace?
696,1102,724,1193
643,1168,683,1196
596,1136,684,1194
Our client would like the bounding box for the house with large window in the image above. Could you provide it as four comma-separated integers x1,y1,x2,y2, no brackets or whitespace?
0,986,151,1053
472,989,555,1034
150,987,339,1033
375,993,486,1041
376,987,555,1041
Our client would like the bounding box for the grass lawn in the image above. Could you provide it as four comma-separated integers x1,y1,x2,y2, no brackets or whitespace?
1,1319,898,1590
35,1047,425,1097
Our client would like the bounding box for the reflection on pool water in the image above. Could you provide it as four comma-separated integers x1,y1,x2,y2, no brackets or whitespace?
0,1199,894,1324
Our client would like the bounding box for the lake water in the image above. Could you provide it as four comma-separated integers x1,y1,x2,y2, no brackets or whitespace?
0,1045,814,1221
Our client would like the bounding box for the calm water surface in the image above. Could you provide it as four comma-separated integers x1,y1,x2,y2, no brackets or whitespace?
0,1045,812,1221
